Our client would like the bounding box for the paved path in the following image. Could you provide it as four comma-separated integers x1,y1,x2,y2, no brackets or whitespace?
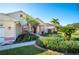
0,41,36,51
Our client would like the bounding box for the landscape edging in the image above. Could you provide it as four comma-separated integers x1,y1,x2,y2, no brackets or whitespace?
34,44,64,55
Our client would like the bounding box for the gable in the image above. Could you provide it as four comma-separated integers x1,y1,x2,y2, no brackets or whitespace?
6,11,26,20
6,11,28,26
3,10,47,26
0,13,19,22
6,10,35,26
36,18,45,25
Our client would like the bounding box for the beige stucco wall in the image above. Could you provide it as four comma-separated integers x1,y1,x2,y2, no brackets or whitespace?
0,20,16,38
16,23,22,37
8,11,27,26
45,25,55,33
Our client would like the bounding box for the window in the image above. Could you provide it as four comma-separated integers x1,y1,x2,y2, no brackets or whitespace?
8,26,11,30
20,14,23,17
0,24,3,26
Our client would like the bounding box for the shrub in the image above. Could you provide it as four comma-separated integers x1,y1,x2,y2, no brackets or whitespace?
53,31,57,34
58,41,79,53
30,34,39,40
36,36,64,49
36,39,46,48
52,34,63,38
16,32,39,43
36,36,79,53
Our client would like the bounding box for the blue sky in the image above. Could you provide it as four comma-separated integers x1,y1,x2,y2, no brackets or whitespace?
0,3,79,25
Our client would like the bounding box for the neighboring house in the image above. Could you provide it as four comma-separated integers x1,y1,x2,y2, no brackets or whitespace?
45,23,55,33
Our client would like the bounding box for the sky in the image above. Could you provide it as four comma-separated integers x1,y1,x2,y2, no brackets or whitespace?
0,3,79,25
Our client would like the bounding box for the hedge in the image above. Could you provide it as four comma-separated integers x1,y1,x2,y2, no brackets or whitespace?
36,36,79,53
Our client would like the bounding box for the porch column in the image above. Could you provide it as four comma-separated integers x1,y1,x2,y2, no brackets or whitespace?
36,26,40,34
29,25,32,32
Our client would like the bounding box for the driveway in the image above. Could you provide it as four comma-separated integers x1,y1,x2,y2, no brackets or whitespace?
0,41,36,51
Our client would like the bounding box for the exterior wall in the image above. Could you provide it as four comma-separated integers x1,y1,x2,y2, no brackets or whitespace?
45,26,55,33
0,20,16,43
37,26,40,34
8,11,25,20
15,23,22,37
29,24,32,32
35,25,45,34
28,25,46,34
35,18,46,34
45,26,48,33
29,25,46,34
8,11,27,26
31,27,34,34
39,25,45,34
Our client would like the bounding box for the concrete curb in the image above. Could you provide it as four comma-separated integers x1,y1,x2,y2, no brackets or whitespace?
0,41,36,51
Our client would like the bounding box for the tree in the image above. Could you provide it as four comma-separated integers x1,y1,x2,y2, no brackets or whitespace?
30,19,39,33
23,16,31,31
23,15,39,33
50,18,60,33
59,26,75,40
67,23,79,30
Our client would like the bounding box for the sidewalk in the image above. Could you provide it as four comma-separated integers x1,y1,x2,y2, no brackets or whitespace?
0,41,36,51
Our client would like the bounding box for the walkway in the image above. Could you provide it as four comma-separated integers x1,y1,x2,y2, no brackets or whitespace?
0,41,36,51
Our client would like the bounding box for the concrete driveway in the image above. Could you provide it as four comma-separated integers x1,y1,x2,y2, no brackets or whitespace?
0,41,36,51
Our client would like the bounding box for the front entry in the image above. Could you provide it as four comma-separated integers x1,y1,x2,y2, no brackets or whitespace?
31,27,37,34
0,27,5,44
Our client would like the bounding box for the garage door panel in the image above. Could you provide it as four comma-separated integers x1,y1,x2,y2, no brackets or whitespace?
0,28,5,37
0,27,5,43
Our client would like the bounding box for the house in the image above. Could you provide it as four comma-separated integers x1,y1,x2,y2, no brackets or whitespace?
45,23,55,33
29,18,46,34
0,11,27,44
0,10,55,44
28,18,55,34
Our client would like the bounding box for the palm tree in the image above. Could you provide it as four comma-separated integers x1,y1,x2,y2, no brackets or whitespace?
30,19,39,33
23,16,32,32
50,18,60,33
23,16,39,33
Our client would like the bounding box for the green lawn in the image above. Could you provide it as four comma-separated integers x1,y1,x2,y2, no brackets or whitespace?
72,30,79,39
0,45,62,55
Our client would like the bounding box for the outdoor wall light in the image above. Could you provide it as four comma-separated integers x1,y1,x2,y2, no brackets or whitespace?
0,24,3,27
8,26,11,30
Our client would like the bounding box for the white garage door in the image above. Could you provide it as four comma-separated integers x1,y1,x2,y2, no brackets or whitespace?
0,27,5,43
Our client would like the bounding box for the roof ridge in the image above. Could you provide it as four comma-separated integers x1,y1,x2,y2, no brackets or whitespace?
6,10,24,14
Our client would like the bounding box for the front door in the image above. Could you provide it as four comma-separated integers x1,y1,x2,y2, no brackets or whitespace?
0,27,5,44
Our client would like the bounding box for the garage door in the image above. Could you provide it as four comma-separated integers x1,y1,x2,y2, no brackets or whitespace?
0,27,5,43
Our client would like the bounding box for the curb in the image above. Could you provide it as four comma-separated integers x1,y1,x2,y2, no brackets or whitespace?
0,41,36,51
34,44,47,51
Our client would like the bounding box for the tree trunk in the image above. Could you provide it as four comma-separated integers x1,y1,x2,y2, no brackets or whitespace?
64,33,71,40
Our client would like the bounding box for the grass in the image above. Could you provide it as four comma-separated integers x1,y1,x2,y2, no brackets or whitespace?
0,45,62,55
73,30,79,35
71,30,79,40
